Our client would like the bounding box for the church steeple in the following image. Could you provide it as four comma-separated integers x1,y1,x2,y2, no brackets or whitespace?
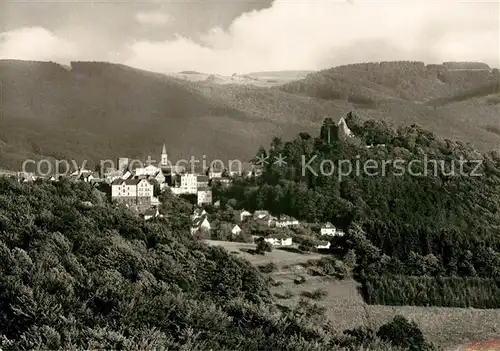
160,143,168,167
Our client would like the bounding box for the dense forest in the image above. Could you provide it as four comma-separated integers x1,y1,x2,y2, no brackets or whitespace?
2,60,499,171
213,112,500,308
0,177,434,350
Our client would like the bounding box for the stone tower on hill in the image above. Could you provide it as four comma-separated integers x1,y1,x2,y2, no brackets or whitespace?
337,117,354,141
320,115,356,143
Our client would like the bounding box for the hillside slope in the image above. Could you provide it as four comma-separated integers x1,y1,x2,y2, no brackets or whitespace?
281,61,498,102
1,60,499,170
279,61,500,151
0,60,321,170
166,70,311,87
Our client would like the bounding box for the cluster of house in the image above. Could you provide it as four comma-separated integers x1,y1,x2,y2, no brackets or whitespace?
16,168,101,183
13,144,263,217
108,145,263,209
190,207,345,249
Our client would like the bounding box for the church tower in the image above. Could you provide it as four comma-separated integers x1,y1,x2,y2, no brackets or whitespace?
160,143,168,167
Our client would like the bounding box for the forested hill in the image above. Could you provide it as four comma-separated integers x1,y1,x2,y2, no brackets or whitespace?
0,60,324,170
0,177,432,350
1,59,499,171
278,61,500,153
280,61,499,103
215,113,500,280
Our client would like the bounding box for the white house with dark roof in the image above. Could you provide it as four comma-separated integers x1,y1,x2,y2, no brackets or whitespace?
253,210,270,220
121,170,133,180
144,208,160,220
103,169,123,183
80,172,100,183
190,215,211,235
264,235,293,246
238,210,252,222
316,241,331,249
192,208,208,220
231,224,242,236
154,170,166,183
171,173,198,195
111,178,154,206
197,188,212,205
321,222,337,236
275,215,300,228
18,172,36,182
253,210,276,226
135,165,160,177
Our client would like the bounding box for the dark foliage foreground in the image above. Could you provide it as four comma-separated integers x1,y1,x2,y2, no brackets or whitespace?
0,178,432,350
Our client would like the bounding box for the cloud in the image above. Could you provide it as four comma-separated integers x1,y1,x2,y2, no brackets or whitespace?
125,0,499,74
1,1,498,74
0,27,78,62
135,11,170,26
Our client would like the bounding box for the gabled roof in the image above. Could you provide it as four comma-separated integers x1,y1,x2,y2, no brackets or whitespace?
193,208,207,216
253,210,270,219
112,178,141,186
192,215,209,228
322,222,335,228
121,171,133,179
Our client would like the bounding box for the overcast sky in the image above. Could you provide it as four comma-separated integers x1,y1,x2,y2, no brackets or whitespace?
1,0,499,74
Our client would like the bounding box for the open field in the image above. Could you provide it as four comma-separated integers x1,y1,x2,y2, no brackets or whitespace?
204,239,500,350
203,239,326,266
365,305,500,350
272,274,500,350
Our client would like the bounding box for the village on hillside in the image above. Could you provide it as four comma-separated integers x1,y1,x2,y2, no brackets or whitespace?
12,143,252,212
6,118,354,248
9,141,346,249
